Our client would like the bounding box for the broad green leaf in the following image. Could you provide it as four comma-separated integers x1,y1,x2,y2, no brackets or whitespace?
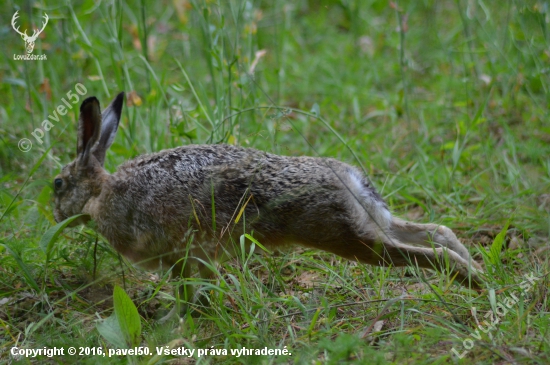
113,285,142,348
39,214,85,258
96,313,127,349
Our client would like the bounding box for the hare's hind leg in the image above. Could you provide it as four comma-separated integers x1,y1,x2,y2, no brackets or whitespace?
329,216,482,287
318,231,482,288
321,169,481,287
389,217,481,269
383,217,483,287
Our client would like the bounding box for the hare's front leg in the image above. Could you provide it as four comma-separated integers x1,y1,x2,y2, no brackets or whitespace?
158,261,214,323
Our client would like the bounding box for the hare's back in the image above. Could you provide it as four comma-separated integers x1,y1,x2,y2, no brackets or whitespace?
110,144,387,244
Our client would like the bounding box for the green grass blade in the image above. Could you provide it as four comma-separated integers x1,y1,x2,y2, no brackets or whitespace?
0,242,40,292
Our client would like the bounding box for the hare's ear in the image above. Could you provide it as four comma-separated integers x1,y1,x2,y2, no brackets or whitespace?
93,92,124,166
77,96,102,166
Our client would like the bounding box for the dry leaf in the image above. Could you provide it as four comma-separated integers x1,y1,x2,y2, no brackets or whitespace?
127,90,142,107
295,270,322,288
249,49,267,74
173,0,191,24
125,24,141,52
362,320,385,343
39,78,51,100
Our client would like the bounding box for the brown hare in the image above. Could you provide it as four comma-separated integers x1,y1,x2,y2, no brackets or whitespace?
53,93,483,320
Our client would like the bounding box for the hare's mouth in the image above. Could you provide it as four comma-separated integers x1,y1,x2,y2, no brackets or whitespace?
54,211,91,227
67,215,90,227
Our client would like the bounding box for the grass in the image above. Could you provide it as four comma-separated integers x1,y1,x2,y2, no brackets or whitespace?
0,0,549,363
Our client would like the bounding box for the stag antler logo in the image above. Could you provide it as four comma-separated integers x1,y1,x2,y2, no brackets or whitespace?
11,10,49,54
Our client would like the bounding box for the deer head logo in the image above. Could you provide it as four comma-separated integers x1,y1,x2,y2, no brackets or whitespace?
11,11,49,54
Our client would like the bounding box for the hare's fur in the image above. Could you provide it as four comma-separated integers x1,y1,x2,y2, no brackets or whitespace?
54,93,483,318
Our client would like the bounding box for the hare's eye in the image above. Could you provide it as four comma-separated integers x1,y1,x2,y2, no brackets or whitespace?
54,178,63,190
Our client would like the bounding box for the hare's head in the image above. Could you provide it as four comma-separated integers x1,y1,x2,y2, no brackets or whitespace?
53,93,124,225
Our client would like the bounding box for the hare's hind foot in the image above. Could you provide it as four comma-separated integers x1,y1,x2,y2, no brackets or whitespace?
381,240,483,289
390,217,481,268
382,217,484,288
